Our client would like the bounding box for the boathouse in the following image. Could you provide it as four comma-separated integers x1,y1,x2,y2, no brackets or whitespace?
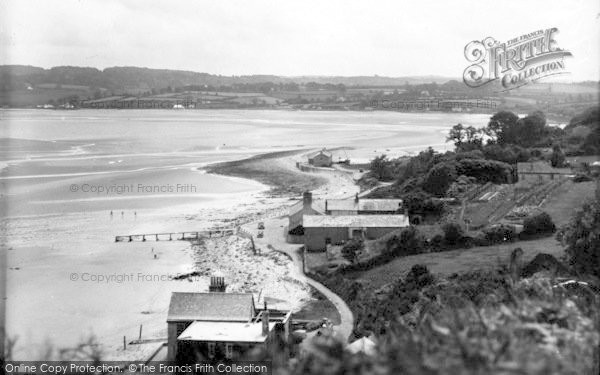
308,149,333,167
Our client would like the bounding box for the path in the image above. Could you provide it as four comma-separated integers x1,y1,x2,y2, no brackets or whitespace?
241,216,355,342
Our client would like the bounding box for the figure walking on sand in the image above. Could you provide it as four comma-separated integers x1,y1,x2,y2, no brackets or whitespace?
110,210,113,219
121,211,124,219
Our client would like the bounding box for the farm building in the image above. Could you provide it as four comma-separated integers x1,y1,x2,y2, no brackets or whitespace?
303,214,410,252
325,195,403,215
307,149,333,167
167,277,291,362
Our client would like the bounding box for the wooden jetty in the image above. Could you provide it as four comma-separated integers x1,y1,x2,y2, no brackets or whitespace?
115,227,235,242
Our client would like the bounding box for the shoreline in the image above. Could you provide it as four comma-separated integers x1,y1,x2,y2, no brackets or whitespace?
204,148,329,196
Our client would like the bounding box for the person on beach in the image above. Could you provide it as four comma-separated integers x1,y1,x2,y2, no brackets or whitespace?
121,211,124,219
110,210,113,218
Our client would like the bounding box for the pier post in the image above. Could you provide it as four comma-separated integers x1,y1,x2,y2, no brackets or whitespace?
123,336,126,350
156,234,159,241
139,325,143,340
169,233,172,241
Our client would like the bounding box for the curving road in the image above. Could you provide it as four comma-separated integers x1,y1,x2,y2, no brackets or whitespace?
242,217,354,342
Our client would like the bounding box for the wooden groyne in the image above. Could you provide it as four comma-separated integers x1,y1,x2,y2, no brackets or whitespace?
115,227,235,242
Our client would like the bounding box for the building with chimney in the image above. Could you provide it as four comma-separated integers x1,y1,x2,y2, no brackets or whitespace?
166,277,291,362
288,191,322,232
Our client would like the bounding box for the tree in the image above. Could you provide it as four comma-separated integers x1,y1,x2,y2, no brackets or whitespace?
442,222,464,245
423,162,458,197
516,112,548,147
370,154,393,181
486,111,519,145
523,212,556,236
550,145,566,168
558,196,600,277
447,123,466,147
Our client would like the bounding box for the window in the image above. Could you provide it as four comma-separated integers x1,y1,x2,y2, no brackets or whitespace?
207,342,215,358
225,343,234,359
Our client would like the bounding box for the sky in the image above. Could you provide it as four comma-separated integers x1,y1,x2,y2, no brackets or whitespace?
0,0,598,81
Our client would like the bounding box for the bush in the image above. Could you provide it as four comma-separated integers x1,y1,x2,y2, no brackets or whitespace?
342,238,363,263
483,224,517,243
456,158,514,183
442,222,464,245
402,190,445,216
522,212,556,236
385,226,427,257
423,162,458,197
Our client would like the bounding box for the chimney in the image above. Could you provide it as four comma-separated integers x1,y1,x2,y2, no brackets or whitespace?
261,301,270,336
354,193,359,203
209,276,226,292
303,191,312,209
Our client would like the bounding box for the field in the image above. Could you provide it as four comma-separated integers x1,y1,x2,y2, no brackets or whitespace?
343,236,562,288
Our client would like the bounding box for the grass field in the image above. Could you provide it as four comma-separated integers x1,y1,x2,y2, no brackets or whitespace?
344,236,563,288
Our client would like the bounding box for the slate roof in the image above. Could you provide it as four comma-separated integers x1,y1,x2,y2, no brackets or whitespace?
303,215,409,228
326,199,403,212
167,292,255,322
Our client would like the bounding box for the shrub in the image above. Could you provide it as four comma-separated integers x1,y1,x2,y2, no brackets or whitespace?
442,222,464,245
423,162,458,197
522,212,556,236
402,190,445,216
483,224,517,243
456,158,513,183
342,238,363,263
385,226,426,257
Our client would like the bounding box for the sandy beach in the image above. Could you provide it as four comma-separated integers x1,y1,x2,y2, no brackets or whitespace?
2,109,487,360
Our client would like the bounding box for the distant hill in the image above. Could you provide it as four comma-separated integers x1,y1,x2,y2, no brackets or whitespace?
0,65,457,93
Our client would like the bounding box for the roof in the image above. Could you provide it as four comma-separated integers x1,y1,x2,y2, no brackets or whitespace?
307,149,332,158
303,214,409,228
177,321,275,343
327,199,403,212
167,292,254,322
